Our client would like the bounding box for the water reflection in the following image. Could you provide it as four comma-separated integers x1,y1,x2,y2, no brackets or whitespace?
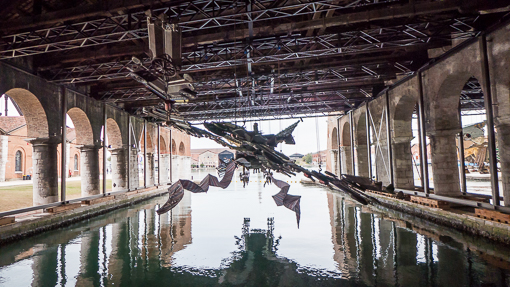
0,173,509,286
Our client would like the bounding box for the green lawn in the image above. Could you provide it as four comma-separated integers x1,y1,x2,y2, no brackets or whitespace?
0,179,112,212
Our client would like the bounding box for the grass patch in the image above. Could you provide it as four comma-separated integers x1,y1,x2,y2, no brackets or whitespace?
0,179,112,212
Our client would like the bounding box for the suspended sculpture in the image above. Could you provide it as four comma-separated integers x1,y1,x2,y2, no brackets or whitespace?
157,120,381,227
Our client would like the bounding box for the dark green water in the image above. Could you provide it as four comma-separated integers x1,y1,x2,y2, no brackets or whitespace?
1,172,509,286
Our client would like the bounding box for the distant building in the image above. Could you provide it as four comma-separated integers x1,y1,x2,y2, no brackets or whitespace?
289,153,304,161
190,148,235,168
312,150,327,166
0,116,82,181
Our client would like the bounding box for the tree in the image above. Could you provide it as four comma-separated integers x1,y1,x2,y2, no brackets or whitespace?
303,153,312,164
200,163,205,168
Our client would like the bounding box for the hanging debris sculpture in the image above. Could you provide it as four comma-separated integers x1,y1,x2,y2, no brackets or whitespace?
158,120,381,227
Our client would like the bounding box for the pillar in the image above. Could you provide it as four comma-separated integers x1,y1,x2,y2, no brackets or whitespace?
181,156,191,180
172,155,180,182
496,123,510,205
110,148,128,191
79,146,100,197
356,145,369,177
146,152,155,186
392,137,415,189
0,135,8,182
375,142,390,185
340,146,352,175
330,149,339,176
29,139,59,206
129,147,139,189
160,154,170,183
65,142,70,178
429,132,461,196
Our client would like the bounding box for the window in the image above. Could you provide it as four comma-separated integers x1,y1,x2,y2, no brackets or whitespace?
15,151,22,172
74,154,79,171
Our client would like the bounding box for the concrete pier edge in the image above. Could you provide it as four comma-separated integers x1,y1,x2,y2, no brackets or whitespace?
0,186,169,246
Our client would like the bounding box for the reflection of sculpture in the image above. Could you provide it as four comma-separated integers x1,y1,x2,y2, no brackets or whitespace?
158,119,381,227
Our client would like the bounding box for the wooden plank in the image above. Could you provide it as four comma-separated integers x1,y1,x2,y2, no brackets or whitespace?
45,203,82,213
0,216,15,226
410,195,449,209
475,208,510,224
81,196,114,206
367,190,410,200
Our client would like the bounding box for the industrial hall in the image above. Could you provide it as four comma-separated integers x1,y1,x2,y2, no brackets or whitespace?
1,0,510,286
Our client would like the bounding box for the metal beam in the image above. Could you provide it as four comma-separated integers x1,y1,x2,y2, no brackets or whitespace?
366,104,372,179
103,103,107,194
143,120,147,188
385,91,394,186
417,71,429,194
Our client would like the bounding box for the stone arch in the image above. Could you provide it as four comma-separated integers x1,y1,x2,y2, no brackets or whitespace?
172,139,177,155
355,111,369,177
428,72,481,196
179,142,185,155
341,121,350,147
159,136,167,154
392,92,419,189
106,118,123,149
4,88,48,138
67,107,94,146
340,121,352,175
331,127,338,147
430,72,475,131
140,132,154,153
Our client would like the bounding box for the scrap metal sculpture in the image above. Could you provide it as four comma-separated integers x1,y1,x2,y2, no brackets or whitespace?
157,120,381,227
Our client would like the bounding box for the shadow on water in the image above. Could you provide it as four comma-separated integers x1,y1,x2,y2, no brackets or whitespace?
0,172,509,286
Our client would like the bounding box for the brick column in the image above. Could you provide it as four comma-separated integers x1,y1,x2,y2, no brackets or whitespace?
129,147,139,189
146,152,155,186
110,148,128,191
429,131,461,196
79,145,100,197
29,138,59,206
356,145,369,177
330,149,339,176
339,146,352,175
392,137,415,189
0,135,8,182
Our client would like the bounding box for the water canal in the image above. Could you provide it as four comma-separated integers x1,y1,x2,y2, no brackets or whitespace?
0,171,509,286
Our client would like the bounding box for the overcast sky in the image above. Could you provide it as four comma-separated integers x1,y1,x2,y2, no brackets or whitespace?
191,117,329,156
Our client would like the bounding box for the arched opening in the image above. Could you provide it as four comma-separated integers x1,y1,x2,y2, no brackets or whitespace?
3,88,49,138
392,94,423,190
106,118,123,149
159,136,167,154
431,74,497,197
104,118,124,192
67,108,94,146
331,127,339,175
355,113,369,177
172,139,177,155
458,77,498,197
64,107,96,198
340,121,352,175
331,127,338,147
179,142,185,156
